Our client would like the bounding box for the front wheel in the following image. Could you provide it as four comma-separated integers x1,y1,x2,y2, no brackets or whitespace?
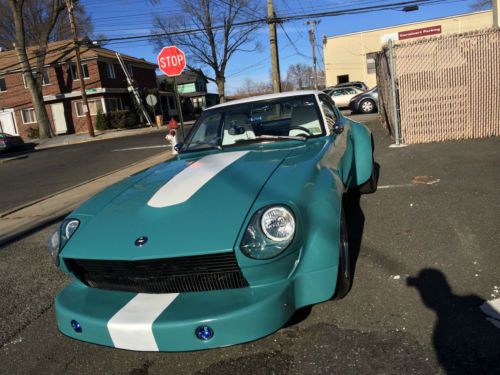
360,99,376,113
334,207,352,299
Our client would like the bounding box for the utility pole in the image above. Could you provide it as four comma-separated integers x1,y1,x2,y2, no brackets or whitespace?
267,0,281,93
306,20,320,90
66,0,94,137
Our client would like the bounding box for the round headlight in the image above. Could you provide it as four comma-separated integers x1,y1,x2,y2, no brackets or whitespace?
260,206,295,242
64,219,80,240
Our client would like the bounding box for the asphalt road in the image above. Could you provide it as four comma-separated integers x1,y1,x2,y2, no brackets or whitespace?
0,131,170,212
0,114,499,374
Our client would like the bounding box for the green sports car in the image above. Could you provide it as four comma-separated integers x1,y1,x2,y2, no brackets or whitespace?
48,90,376,351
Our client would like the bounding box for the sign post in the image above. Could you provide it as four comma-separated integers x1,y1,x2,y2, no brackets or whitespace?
157,46,187,139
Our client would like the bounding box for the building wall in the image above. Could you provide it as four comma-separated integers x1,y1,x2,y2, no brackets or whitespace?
323,10,493,88
0,58,156,138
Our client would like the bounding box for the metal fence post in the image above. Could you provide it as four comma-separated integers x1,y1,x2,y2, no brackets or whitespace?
388,39,402,146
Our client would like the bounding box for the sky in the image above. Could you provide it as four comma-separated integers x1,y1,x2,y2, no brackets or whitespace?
82,0,489,93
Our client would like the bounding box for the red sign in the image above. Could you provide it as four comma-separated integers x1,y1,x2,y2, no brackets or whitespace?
157,46,186,77
398,25,442,40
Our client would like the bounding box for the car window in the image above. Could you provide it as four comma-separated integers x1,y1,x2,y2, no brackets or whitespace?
347,88,357,94
318,94,338,131
183,94,326,151
330,89,343,96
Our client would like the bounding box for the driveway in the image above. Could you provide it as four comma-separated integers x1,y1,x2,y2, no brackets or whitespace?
0,113,498,374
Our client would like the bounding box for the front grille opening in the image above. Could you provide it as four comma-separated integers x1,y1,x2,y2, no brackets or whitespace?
65,252,249,294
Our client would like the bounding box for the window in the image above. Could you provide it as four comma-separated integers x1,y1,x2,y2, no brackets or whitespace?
319,94,338,131
75,99,103,116
105,97,123,112
21,108,36,124
337,75,349,84
71,63,90,79
23,70,50,88
0,76,6,92
346,88,358,95
106,63,116,79
126,63,133,77
366,58,376,74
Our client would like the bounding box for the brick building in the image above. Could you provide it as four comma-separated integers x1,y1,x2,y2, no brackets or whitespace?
0,40,157,139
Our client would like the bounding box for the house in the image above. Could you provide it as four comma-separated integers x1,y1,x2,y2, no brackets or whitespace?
0,39,158,139
157,69,219,117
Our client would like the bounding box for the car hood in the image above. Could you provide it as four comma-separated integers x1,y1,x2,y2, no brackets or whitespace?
62,148,297,260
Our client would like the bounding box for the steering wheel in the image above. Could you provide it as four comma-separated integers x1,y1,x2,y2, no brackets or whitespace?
288,126,312,136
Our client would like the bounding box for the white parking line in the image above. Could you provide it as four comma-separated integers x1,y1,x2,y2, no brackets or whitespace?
480,297,500,329
112,145,169,152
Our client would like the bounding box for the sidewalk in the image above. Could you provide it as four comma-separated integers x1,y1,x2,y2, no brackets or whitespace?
0,150,173,246
34,121,195,150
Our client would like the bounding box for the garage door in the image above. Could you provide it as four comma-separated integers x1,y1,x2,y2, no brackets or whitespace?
0,109,18,135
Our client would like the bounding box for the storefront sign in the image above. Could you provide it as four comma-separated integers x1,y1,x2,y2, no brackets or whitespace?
398,25,442,40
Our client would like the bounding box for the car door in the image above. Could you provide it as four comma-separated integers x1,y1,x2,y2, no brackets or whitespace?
344,87,362,104
329,89,349,108
318,94,354,186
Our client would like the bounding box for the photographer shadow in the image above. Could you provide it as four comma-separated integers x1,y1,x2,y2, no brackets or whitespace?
407,268,500,374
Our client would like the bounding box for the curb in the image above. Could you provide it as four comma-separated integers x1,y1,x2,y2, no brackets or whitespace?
0,151,174,218
0,151,173,247
0,154,28,164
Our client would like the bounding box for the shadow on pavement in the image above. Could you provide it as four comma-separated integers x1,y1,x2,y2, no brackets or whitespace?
0,143,37,159
407,268,500,374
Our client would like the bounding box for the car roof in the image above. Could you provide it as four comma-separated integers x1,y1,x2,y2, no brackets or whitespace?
209,90,323,110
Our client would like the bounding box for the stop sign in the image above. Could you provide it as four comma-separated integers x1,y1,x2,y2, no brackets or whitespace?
157,46,186,77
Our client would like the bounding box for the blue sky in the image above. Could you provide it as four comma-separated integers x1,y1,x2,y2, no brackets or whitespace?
82,0,488,93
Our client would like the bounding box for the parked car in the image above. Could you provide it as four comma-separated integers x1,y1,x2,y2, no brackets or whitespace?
49,90,376,352
349,87,379,113
328,86,365,108
0,133,24,152
326,81,369,91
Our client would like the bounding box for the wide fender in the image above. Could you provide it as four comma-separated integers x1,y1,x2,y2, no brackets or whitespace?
349,121,373,188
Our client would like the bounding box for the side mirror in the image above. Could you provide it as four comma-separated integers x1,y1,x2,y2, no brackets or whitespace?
174,143,183,152
332,121,344,135
228,126,245,136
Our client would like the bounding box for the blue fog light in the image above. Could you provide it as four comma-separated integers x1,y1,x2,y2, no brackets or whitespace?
195,326,214,341
71,320,82,333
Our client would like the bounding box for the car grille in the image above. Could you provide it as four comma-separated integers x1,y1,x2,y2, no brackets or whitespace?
64,252,249,294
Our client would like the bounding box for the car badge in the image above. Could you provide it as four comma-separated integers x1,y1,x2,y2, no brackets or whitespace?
135,236,148,247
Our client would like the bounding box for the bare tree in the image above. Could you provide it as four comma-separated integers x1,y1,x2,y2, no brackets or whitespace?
469,0,492,10
7,0,69,138
152,0,262,102
234,78,271,98
0,0,93,49
286,63,314,90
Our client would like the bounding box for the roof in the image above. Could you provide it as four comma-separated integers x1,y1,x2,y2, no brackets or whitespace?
326,10,492,39
209,90,323,110
0,39,157,74
158,69,208,85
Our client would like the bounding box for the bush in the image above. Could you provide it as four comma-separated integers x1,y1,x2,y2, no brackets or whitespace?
95,111,109,131
108,110,138,129
27,126,39,139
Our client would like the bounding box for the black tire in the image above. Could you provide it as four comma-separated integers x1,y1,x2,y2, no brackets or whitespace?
359,99,376,113
358,162,378,194
334,207,351,299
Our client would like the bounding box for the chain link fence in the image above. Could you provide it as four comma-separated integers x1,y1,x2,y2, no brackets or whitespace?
376,28,500,144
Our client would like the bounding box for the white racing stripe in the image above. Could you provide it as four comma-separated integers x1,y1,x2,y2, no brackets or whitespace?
113,145,169,152
148,151,249,208
107,293,179,351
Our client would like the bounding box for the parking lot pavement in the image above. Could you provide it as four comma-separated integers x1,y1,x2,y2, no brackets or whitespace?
0,113,499,374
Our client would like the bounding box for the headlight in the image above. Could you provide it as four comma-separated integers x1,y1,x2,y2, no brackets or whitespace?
240,206,295,260
48,219,80,265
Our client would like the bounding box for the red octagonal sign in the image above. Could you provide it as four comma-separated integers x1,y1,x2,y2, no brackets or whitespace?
157,46,186,77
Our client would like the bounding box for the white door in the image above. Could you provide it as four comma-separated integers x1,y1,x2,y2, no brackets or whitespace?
51,103,68,134
0,109,18,135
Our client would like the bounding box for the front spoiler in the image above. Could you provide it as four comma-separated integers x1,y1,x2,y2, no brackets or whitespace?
55,280,297,351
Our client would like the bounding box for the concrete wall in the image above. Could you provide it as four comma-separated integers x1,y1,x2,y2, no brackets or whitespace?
323,10,494,88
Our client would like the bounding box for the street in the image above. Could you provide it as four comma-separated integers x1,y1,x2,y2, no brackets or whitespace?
0,114,498,374
0,131,170,212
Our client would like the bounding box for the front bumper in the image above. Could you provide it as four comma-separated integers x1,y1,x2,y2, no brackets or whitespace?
56,279,297,351
55,264,337,351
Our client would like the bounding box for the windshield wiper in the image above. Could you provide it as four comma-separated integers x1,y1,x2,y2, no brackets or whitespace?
185,140,223,151
235,135,307,143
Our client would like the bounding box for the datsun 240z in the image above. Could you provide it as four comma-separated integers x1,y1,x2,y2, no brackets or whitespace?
48,90,376,351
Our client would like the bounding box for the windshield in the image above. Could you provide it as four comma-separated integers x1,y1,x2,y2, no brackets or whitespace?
182,94,325,152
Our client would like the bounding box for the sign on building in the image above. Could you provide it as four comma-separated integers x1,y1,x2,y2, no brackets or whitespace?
398,25,442,40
